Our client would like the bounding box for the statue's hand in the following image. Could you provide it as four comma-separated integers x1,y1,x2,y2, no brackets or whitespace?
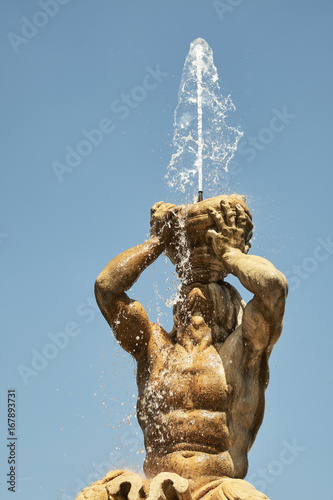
206,199,252,258
150,201,177,246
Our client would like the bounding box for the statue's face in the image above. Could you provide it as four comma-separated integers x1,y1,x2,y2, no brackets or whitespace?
174,285,214,326
173,286,215,344
172,281,243,344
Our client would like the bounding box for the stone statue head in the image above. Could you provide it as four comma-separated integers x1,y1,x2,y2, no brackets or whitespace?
171,281,245,343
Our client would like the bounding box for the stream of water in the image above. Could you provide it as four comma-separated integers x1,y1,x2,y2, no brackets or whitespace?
166,38,243,203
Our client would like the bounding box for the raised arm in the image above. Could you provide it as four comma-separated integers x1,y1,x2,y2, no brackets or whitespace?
95,202,176,358
95,237,163,357
207,199,288,354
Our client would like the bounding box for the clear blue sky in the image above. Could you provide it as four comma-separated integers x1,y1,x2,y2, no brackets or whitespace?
0,1,332,499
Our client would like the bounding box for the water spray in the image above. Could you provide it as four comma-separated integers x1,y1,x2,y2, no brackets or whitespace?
166,37,243,204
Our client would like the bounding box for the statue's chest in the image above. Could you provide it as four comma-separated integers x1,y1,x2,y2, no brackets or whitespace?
145,343,231,412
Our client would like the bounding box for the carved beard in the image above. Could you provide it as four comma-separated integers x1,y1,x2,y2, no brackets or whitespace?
172,281,244,343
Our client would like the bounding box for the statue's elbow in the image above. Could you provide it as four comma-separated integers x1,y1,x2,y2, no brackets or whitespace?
95,273,119,306
94,274,110,302
274,271,288,297
95,274,104,294
277,271,289,303
268,271,288,312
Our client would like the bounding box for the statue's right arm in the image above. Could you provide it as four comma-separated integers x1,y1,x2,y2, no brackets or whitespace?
94,236,165,358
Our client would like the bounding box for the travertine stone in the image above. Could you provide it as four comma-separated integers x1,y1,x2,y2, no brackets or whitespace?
75,471,190,500
151,195,252,283
75,470,126,500
147,472,190,500
107,471,145,500
77,194,288,500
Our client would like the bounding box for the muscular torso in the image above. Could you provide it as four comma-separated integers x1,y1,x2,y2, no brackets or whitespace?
136,323,268,486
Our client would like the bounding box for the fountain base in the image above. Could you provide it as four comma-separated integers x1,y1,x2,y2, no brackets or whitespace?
75,469,270,500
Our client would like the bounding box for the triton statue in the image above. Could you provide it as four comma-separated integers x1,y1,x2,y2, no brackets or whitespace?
76,194,288,500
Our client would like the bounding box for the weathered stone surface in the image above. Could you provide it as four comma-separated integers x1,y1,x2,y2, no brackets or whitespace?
75,474,269,500
147,472,190,500
151,194,253,283
77,194,288,500
75,470,126,500
75,471,190,500
107,471,145,500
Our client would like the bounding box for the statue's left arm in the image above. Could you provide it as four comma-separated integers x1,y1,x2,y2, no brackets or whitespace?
207,200,288,354
223,249,287,352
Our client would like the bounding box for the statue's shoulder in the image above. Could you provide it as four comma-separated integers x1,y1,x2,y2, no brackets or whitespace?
217,324,266,371
146,322,173,352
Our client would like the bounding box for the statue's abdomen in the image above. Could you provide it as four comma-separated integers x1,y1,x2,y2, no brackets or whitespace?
137,345,232,453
